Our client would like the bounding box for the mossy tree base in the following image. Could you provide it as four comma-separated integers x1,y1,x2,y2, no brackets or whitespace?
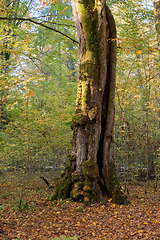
51,157,127,204
51,157,101,203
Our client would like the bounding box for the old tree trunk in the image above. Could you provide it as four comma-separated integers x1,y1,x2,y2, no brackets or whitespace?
52,0,126,204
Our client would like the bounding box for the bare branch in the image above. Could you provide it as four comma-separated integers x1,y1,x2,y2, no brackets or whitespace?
38,20,76,28
0,16,78,44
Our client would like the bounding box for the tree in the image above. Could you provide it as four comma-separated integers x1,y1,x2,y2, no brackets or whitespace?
0,0,35,130
154,0,160,74
112,1,159,179
53,0,126,204
0,0,78,172
113,0,159,181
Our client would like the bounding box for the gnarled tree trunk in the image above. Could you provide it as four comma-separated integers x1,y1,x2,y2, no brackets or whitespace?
52,0,126,204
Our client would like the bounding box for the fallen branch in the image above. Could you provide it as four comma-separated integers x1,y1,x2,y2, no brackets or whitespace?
40,176,50,187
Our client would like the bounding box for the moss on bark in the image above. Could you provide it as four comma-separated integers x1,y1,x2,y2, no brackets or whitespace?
105,162,127,204
52,1,128,205
71,113,88,129
52,157,127,204
52,158,102,203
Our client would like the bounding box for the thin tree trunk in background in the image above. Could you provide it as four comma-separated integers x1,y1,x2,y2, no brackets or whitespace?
154,0,160,75
154,1,160,179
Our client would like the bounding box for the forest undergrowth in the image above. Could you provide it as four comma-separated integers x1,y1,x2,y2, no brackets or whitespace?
0,172,160,240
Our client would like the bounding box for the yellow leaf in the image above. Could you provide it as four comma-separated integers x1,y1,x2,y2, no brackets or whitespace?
136,50,143,56
26,89,35,97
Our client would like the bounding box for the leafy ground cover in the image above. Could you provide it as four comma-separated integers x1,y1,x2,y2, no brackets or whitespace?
0,172,160,239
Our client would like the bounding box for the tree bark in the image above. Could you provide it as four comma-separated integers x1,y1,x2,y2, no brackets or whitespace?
154,0,160,73
52,0,126,204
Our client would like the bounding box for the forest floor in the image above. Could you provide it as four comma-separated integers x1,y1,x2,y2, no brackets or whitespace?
0,171,160,240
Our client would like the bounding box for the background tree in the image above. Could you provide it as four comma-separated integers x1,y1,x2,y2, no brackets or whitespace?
109,0,160,182
154,0,160,74
0,0,78,172
0,0,35,128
